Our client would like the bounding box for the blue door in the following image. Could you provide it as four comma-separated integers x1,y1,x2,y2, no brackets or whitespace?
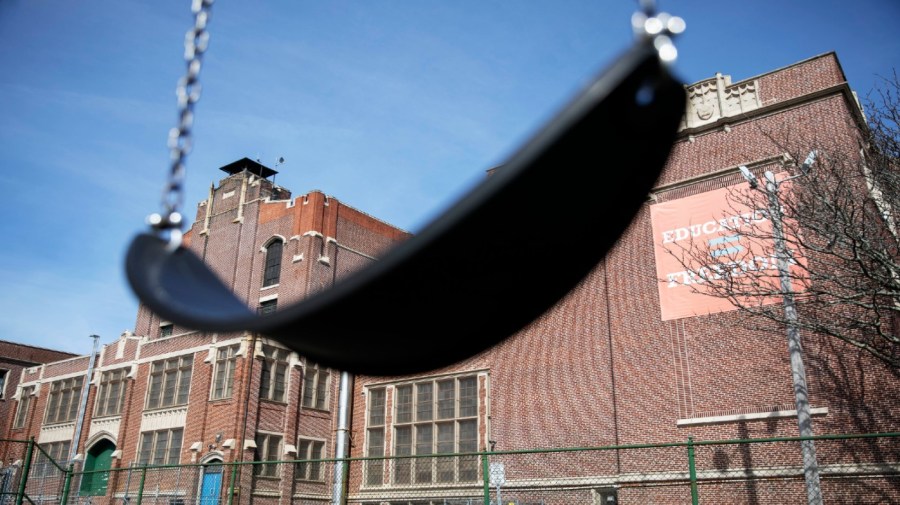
199,464,223,505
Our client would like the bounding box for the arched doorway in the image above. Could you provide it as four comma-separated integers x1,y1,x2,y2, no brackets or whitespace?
80,439,115,496
199,459,224,505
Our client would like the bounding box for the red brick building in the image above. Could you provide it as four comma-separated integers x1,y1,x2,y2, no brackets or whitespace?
0,341,78,465
3,52,898,505
347,52,900,504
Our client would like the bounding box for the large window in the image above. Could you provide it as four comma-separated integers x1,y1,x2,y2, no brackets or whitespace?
13,386,34,429
211,345,239,400
138,428,183,465
262,239,283,287
95,369,127,417
45,377,84,424
146,355,193,409
254,433,282,477
35,441,70,476
295,438,326,482
259,345,289,402
302,364,330,410
392,376,478,484
365,388,386,485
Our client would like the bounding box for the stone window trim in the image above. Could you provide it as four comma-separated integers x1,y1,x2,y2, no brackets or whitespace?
44,376,84,425
209,344,241,401
138,427,184,466
257,344,291,403
301,362,331,411
13,385,35,429
676,407,829,427
253,432,284,478
35,440,71,477
260,236,286,288
94,368,128,418
362,372,484,487
295,437,327,482
145,354,194,411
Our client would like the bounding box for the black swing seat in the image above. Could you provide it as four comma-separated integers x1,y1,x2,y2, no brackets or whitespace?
126,40,686,376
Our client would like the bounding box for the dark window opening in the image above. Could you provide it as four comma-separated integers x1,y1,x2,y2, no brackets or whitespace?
262,240,283,287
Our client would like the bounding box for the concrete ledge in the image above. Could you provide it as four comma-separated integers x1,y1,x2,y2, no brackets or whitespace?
677,407,828,427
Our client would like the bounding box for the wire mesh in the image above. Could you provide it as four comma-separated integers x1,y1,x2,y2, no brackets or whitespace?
1,434,897,505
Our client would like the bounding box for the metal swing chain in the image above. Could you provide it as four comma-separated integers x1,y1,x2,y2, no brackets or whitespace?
146,0,680,248
149,0,215,247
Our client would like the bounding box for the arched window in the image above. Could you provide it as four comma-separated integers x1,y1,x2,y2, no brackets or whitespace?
262,239,283,287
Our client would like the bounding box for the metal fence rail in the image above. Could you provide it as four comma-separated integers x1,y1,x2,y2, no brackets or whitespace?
2,433,897,505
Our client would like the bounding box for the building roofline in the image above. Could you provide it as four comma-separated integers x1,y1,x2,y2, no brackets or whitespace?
0,339,79,358
691,51,846,90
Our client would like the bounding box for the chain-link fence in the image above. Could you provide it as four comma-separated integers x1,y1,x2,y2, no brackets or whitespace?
2,433,897,505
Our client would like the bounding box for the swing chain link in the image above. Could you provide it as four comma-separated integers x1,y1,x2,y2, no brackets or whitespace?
150,0,215,243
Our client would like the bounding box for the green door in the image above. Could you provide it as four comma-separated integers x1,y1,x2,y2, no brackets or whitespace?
80,440,115,496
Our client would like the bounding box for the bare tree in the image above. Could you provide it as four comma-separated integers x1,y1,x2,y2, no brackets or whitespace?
665,71,900,369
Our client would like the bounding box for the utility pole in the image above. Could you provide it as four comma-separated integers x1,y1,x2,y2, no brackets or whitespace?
740,153,823,505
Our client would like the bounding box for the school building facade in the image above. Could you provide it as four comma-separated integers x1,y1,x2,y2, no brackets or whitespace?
3,52,898,504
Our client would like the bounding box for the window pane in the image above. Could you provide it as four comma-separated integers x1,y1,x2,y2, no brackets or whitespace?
365,428,384,486
310,441,324,481
163,370,177,405
436,422,455,483
458,377,477,417
263,240,283,287
273,363,286,402
415,425,433,483
436,422,454,454
416,383,433,421
148,372,162,408
59,387,72,422
394,426,412,484
14,388,32,428
177,366,192,404
396,385,412,423
46,387,60,423
168,429,183,464
153,431,168,464
139,433,152,464
368,389,385,426
260,360,271,395
315,370,329,409
224,360,235,398
107,379,122,415
302,370,315,407
437,380,455,419
296,440,311,479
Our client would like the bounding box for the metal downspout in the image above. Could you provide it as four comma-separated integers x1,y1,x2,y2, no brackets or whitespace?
331,371,353,505
70,335,100,463
69,334,100,498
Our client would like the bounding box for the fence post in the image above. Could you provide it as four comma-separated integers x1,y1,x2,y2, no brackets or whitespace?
59,463,74,505
135,466,147,505
226,461,239,505
15,437,35,505
687,436,699,505
481,452,490,505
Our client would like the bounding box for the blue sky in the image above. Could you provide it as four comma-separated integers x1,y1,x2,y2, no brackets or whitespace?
1,0,898,356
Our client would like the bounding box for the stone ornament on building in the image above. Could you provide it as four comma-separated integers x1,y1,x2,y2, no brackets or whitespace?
682,73,761,130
